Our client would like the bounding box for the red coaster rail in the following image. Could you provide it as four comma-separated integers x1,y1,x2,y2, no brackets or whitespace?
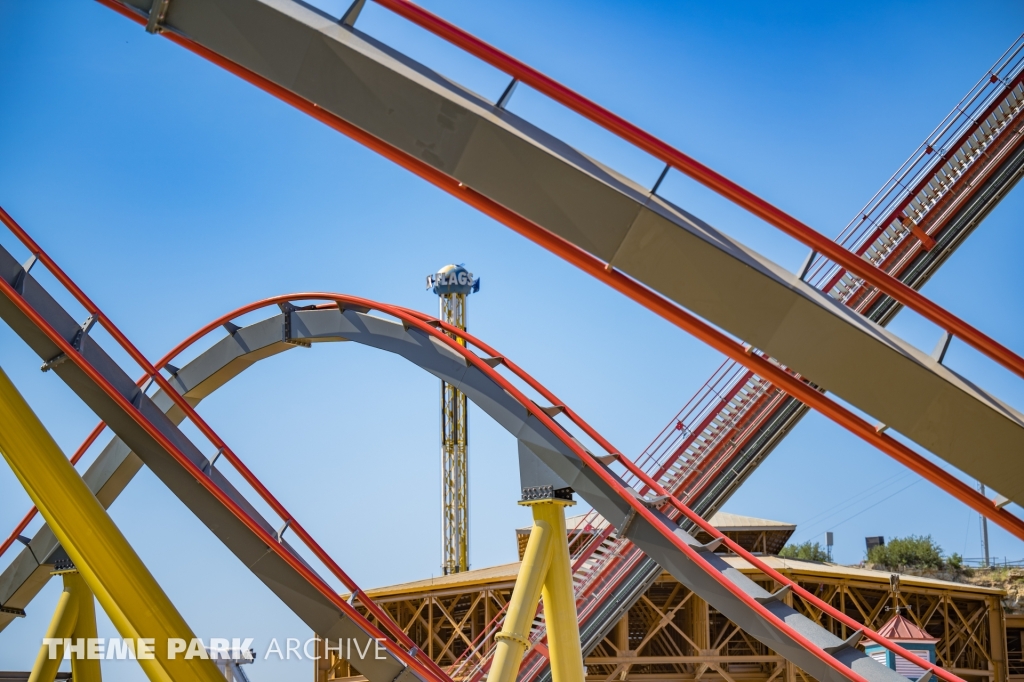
444,37,1024,680
368,0,1024,384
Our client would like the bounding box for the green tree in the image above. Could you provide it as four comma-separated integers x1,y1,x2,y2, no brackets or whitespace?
867,535,943,570
779,541,830,562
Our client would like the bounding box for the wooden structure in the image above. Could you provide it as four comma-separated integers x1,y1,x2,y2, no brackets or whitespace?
316,516,1008,682
1004,614,1024,681
581,558,1004,682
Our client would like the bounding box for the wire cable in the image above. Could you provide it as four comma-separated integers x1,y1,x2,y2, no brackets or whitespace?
791,471,916,541
792,479,923,545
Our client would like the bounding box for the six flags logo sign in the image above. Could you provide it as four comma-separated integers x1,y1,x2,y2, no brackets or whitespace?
425,269,480,294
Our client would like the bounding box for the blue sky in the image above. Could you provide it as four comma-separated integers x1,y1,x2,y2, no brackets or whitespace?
2,0,1024,678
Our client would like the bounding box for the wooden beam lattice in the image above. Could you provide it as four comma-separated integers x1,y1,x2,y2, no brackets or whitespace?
313,570,1003,682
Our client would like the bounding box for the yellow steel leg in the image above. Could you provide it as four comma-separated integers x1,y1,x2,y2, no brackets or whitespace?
65,571,102,682
0,366,223,682
30,570,104,682
489,518,554,682
28,581,78,682
531,499,584,682
490,492,585,682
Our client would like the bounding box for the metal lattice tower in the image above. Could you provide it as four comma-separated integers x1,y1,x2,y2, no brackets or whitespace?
427,265,479,574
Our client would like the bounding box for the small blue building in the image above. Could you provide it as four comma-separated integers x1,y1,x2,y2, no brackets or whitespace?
864,614,938,680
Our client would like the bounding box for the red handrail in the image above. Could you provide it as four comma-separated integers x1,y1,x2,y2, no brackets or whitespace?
851,73,1024,260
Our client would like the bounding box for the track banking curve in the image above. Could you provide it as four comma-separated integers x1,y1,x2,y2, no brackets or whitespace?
0,292,962,682
0,290,958,679
93,0,1024,513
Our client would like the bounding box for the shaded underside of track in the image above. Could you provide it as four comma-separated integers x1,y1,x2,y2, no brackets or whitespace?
102,0,1024,506
551,111,1024,681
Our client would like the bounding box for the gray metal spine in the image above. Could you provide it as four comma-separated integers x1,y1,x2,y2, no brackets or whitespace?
104,0,1024,505
0,270,905,682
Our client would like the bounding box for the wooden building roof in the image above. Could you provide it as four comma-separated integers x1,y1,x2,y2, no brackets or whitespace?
353,541,1002,601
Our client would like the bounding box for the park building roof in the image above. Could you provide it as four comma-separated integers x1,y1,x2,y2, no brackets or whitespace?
347,513,1002,603
351,554,1002,603
354,513,1001,602
876,614,941,641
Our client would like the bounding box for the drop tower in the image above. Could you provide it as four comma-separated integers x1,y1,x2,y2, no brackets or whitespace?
426,264,480,574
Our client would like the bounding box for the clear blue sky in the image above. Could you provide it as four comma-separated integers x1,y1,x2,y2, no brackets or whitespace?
2,0,1024,678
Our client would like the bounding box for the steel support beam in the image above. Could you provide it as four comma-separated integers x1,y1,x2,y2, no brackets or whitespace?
0,365,223,682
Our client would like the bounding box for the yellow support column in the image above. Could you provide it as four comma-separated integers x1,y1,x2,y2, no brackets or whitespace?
531,497,583,682
489,518,553,682
29,569,103,682
489,489,584,682
0,366,223,682
64,570,102,682
28,576,77,682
